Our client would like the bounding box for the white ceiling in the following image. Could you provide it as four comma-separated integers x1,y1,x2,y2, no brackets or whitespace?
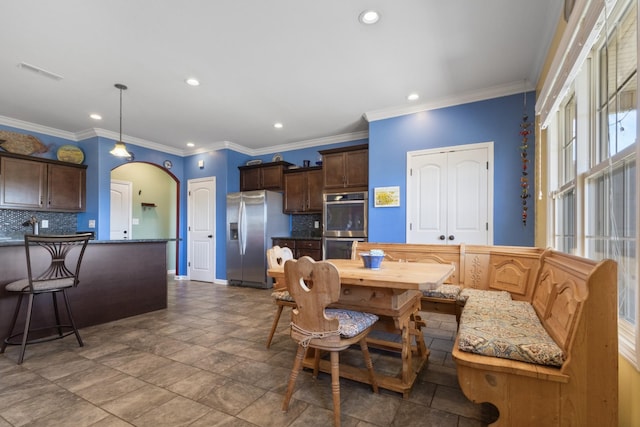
0,1,562,156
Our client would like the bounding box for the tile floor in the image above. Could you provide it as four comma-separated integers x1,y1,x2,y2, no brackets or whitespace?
0,279,497,426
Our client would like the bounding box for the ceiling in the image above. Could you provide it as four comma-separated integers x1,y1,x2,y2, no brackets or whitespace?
1,1,562,156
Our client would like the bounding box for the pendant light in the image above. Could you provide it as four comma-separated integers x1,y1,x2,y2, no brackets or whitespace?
109,83,132,157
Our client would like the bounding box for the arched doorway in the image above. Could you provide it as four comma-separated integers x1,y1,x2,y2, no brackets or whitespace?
110,162,180,274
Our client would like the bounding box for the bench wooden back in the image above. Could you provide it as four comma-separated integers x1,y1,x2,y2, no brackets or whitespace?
463,245,543,301
531,250,617,357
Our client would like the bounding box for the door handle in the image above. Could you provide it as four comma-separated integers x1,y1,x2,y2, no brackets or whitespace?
448,235,455,241
439,235,445,240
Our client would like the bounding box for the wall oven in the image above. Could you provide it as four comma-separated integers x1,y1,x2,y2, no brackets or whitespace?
323,191,367,259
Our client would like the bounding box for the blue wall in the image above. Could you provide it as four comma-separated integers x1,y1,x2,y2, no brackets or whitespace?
368,92,535,246
2,91,533,279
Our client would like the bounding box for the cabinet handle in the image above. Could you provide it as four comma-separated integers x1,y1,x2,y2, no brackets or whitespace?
448,235,455,241
439,235,445,240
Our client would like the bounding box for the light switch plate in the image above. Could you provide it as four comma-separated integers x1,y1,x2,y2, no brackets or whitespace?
88,220,96,228
132,218,140,225
314,221,319,229
41,219,49,228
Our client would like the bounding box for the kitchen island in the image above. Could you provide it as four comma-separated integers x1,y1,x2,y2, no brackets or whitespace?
0,239,168,334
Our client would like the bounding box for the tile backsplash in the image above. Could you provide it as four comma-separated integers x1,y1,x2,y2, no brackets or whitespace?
291,213,322,238
0,209,77,237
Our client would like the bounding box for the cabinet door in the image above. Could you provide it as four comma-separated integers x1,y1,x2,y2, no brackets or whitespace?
322,153,346,189
272,238,295,252
0,157,45,208
261,165,283,190
240,168,262,191
296,240,322,260
48,164,86,211
283,172,306,213
306,169,324,212
344,150,368,188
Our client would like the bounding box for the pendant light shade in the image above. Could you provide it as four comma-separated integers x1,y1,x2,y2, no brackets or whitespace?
110,83,131,158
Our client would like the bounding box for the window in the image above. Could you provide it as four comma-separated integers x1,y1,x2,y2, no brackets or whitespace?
553,95,578,254
586,157,636,327
544,0,638,367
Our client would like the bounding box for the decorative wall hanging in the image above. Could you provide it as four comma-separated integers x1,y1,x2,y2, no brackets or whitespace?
0,130,49,155
520,93,531,226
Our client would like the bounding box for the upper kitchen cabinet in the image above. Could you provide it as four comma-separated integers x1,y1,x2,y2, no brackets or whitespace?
0,152,87,212
239,161,292,191
283,166,323,213
319,144,368,191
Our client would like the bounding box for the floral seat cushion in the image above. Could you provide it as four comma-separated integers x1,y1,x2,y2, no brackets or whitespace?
271,290,295,302
422,284,461,300
457,288,512,304
458,298,565,367
325,309,379,338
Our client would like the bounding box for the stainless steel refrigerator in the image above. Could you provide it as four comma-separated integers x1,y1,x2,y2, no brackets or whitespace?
226,190,290,288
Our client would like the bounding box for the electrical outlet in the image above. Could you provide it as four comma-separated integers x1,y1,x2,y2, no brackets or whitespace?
314,221,319,229
41,219,49,228
132,218,139,225
88,220,96,228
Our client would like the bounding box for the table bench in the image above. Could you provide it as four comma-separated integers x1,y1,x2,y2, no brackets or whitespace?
352,243,618,426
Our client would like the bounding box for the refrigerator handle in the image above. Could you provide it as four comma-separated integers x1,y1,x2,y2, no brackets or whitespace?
239,199,247,255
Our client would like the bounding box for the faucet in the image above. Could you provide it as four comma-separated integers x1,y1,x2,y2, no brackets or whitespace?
22,216,39,235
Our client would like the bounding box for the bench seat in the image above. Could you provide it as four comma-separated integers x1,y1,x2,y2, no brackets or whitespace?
458,297,565,367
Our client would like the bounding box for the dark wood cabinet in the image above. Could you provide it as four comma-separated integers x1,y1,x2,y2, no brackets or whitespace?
283,167,323,213
239,161,292,191
272,238,322,260
0,153,86,212
47,163,86,211
319,144,368,190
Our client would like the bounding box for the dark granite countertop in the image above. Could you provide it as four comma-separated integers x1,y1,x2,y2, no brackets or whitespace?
0,238,173,247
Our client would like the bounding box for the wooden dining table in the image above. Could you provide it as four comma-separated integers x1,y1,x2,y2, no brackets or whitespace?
268,258,455,397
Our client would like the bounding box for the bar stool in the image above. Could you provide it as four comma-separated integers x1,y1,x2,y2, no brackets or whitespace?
1,233,92,364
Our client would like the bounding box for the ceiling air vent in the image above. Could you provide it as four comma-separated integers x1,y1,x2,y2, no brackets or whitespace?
17,62,64,81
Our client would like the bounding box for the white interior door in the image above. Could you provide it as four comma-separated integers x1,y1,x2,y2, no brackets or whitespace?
188,177,216,282
407,143,492,245
110,180,132,240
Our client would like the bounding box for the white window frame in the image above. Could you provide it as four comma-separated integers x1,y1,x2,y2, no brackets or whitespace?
539,0,639,369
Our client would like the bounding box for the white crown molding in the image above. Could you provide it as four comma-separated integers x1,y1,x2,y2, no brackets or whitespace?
184,131,369,157
1,114,368,158
0,115,77,140
363,80,536,123
250,131,369,156
87,128,186,156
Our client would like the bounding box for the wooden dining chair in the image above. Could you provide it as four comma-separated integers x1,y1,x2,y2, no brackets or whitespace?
281,256,379,427
1,233,92,364
265,245,295,348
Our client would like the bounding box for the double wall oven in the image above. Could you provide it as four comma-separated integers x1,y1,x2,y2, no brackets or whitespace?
323,191,367,259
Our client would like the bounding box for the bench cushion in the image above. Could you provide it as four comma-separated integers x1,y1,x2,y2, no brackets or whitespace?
458,298,565,367
457,288,512,303
422,284,461,299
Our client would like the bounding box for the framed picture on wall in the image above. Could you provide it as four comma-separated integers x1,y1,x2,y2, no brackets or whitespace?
374,186,400,207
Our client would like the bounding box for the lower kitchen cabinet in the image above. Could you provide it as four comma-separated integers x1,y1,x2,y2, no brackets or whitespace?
272,238,322,260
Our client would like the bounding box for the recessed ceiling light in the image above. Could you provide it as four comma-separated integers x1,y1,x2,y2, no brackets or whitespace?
185,78,200,86
89,113,102,120
186,142,195,147
407,93,419,101
274,122,283,129
359,10,380,25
